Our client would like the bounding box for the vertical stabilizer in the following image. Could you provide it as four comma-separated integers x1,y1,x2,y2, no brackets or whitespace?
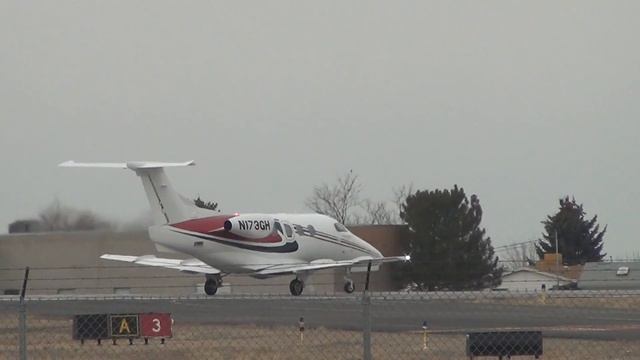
136,167,188,224
59,160,206,225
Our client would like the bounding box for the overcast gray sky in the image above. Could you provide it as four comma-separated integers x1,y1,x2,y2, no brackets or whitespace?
1,1,638,258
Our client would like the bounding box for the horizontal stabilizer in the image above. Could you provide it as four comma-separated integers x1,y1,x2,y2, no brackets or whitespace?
59,160,195,170
100,254,220,274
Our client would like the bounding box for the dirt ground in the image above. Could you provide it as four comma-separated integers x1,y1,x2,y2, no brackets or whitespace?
0,316,638,359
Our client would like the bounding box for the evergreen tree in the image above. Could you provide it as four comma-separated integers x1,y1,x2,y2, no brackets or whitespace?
398,186,502,290
536,196,606,265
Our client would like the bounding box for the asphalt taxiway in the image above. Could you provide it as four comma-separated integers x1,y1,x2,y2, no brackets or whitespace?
3,293,638,341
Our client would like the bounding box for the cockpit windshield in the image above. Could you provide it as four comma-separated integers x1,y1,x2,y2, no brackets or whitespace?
334,223,348,232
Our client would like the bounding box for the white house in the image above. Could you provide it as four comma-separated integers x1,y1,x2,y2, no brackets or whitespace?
497,268,574,292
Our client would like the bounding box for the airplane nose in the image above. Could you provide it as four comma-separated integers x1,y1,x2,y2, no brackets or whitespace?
362,239,383,258
352,234,383,257
371,245,383,258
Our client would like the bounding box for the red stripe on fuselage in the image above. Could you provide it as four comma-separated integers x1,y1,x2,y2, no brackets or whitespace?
171,215,283,244
172,215,232,233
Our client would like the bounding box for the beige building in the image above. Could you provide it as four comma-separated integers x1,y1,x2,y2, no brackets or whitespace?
0,226,407,296
496,268,574,292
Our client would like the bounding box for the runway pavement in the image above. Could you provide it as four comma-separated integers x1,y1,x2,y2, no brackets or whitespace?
2,293,638,341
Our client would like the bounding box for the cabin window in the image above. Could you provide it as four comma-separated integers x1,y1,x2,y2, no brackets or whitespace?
274,221,283,234
334,223,348,232
284,224,293,237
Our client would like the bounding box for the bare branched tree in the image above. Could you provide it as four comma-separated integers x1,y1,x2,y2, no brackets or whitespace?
39,200,70,231
305,171,362,224
361,199,395,225
39,199,113,232
391,184,414,224
503,241,537,271
73,210,113,231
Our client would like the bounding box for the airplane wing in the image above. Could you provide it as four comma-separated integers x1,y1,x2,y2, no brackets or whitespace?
100,254,408,276
254,255,410,276
100,254,221,274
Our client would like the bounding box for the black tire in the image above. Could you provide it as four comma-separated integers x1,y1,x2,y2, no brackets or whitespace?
344,280,355,294
204,279,218,296
289,279,304,296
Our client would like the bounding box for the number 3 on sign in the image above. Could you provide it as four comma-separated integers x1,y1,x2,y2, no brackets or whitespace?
140,313,172,338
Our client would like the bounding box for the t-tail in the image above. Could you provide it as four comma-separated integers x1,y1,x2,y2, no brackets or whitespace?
59,160,211,225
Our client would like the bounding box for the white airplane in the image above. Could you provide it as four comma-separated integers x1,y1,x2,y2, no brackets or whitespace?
60,160,409,296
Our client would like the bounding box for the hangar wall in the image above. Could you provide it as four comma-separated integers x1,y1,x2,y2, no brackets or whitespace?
0,225,407,295
336,225,409,292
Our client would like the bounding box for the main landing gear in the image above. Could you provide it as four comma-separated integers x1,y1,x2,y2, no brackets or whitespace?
343,279,355,294
204,275,223,296
289,278,304,296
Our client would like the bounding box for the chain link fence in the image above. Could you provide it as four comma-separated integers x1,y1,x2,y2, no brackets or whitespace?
369,290,640,359
0,288,638,359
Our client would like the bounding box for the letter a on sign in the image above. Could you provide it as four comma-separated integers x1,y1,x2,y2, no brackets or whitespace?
119,318,131,334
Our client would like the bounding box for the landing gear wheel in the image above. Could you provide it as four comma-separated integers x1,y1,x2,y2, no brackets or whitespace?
204,279,218,296
289,279,304,296
344,280,355,294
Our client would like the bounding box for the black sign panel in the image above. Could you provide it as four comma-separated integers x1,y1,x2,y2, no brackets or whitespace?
73,314,109,340
466,331,543,357
109,314,140,337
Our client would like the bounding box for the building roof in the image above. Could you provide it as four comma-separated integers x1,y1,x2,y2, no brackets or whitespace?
578,261,640,290
503,267,573,282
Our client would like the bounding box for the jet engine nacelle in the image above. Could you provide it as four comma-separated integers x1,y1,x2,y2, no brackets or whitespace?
223,215,275,239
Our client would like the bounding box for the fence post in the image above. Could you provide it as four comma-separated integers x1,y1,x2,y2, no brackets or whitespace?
19,267,30,360
362,261,372,360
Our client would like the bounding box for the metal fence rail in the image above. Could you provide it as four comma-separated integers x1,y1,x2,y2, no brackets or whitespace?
0,289,638,359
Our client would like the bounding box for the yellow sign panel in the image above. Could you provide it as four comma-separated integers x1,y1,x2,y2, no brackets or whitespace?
109,315,139,337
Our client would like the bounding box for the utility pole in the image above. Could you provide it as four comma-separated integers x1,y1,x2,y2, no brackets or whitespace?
19,267,29,360
555,231,560,288
362,261,372,360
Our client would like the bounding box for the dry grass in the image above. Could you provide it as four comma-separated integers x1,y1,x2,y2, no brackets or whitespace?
467,293,640,310
0,315,637,359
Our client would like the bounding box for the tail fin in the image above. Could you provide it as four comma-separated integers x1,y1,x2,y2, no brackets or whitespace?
59,160,205,225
